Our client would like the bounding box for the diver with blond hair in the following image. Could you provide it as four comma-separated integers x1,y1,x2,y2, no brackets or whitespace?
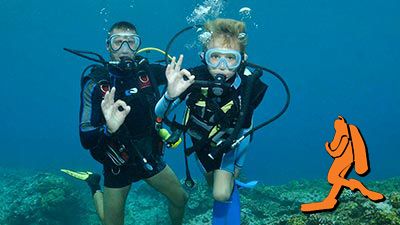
156,18,267,224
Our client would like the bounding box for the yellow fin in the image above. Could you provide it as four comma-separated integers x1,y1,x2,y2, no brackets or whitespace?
60,169,92,181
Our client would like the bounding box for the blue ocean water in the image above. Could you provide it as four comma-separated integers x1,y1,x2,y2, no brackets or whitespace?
1,0,399,185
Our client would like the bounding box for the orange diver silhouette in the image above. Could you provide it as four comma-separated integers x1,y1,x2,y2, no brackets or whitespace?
301,116,385,213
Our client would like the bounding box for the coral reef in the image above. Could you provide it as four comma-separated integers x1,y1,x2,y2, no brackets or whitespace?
390,192,400,209
0,167,399,225
0,170,88,225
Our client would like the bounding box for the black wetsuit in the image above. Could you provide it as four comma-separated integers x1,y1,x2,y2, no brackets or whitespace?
79,63,167,188
186,66,267,172
155,65,267,173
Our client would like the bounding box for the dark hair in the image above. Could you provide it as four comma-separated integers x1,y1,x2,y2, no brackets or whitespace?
108,21,137,35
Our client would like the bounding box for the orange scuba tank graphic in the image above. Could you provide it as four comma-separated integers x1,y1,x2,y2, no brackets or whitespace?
301,116,385,213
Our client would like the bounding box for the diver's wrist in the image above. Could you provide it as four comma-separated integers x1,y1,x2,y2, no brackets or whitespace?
104,124,116,136
164,91,177,101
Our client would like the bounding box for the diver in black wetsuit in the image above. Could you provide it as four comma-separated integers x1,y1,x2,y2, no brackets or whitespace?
70,21,187,225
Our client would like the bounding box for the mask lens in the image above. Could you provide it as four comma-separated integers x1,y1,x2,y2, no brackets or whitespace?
110,36,124,51
209,52,222,65
224,53,239,67
127,38,138,50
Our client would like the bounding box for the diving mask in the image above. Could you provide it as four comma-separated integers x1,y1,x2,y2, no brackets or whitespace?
107,33,141,52
204,48,242,70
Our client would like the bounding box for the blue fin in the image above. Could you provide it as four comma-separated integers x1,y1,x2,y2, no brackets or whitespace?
212,184,240,225
235,180,258,189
